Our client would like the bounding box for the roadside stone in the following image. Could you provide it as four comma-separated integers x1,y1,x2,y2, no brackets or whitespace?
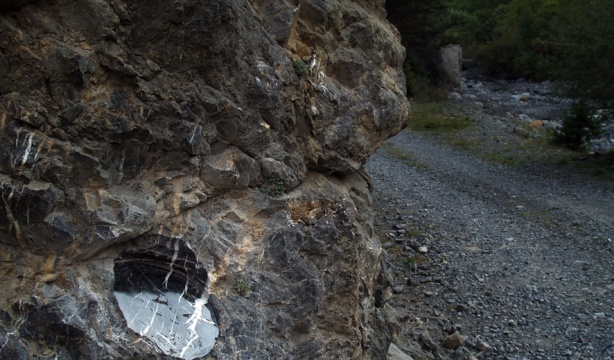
542,120,562,129
387,343,413,360
407,278,420,287
477,340,494,352
455,304,467,312
443,332,464,350
519,114,532,122
530,120,543,129
449,92,463,102
413,327,439,352
392,286,404,294
383,241,395,248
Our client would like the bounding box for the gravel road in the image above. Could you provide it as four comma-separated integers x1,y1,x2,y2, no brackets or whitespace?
366,80,614,359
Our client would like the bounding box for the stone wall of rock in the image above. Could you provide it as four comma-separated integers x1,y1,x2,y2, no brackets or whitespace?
0,0,409,358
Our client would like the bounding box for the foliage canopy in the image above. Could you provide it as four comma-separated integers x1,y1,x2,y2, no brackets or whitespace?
386,0,614,107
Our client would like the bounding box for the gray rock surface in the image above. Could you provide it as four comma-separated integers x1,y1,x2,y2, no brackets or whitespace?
0,1,409,358
387,343,414,360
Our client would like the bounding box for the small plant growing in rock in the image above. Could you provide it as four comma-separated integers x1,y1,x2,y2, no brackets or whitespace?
259,177,285,198
293,59,308,78
233,280,250,296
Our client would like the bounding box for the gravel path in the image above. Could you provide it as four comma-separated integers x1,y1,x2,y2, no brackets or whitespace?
366,81,614,359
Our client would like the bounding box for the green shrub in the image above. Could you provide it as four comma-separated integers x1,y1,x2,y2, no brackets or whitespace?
259,177,285,198
553,101,603,150
293,60,308,78
233,280,250,296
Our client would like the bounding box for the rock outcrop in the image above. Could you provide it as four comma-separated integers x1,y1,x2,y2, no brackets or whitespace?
0,0,409,358
437,45,462,92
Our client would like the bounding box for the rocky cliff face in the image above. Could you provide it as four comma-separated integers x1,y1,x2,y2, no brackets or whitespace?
0,0,409,358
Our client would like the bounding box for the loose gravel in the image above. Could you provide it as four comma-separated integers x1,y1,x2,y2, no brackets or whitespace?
366,77,614,360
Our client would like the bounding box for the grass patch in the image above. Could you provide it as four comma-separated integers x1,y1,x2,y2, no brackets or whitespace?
413,101,587,168
387,246,404,254
406,100,614,180
380,142,428,169
519,209,559,227
407,76,450,102
409,102,474,132
571,153,614,180
403,254,428,267
405,228,425,237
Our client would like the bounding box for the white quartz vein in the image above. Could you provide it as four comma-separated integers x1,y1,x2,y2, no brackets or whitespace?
129,298,150,327
163,240,180,289
140,300,159,335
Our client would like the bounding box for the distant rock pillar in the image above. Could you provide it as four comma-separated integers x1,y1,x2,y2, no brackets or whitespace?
438,44,463,92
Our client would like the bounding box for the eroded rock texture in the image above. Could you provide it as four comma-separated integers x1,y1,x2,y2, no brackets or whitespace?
0,0,409,358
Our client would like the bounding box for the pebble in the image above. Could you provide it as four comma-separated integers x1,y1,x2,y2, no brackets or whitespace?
449,92,463,101
392,286,404,294
477,340,494,352
407,278,420,287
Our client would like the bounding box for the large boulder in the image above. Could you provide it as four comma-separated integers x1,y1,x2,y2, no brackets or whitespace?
0,0,409,358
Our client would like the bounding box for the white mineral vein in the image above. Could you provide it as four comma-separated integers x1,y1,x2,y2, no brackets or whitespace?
140,301,159,335
129,298,150,328
164,241,180,289
19,133,33,167
155,331,173,347
179,334,198,359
